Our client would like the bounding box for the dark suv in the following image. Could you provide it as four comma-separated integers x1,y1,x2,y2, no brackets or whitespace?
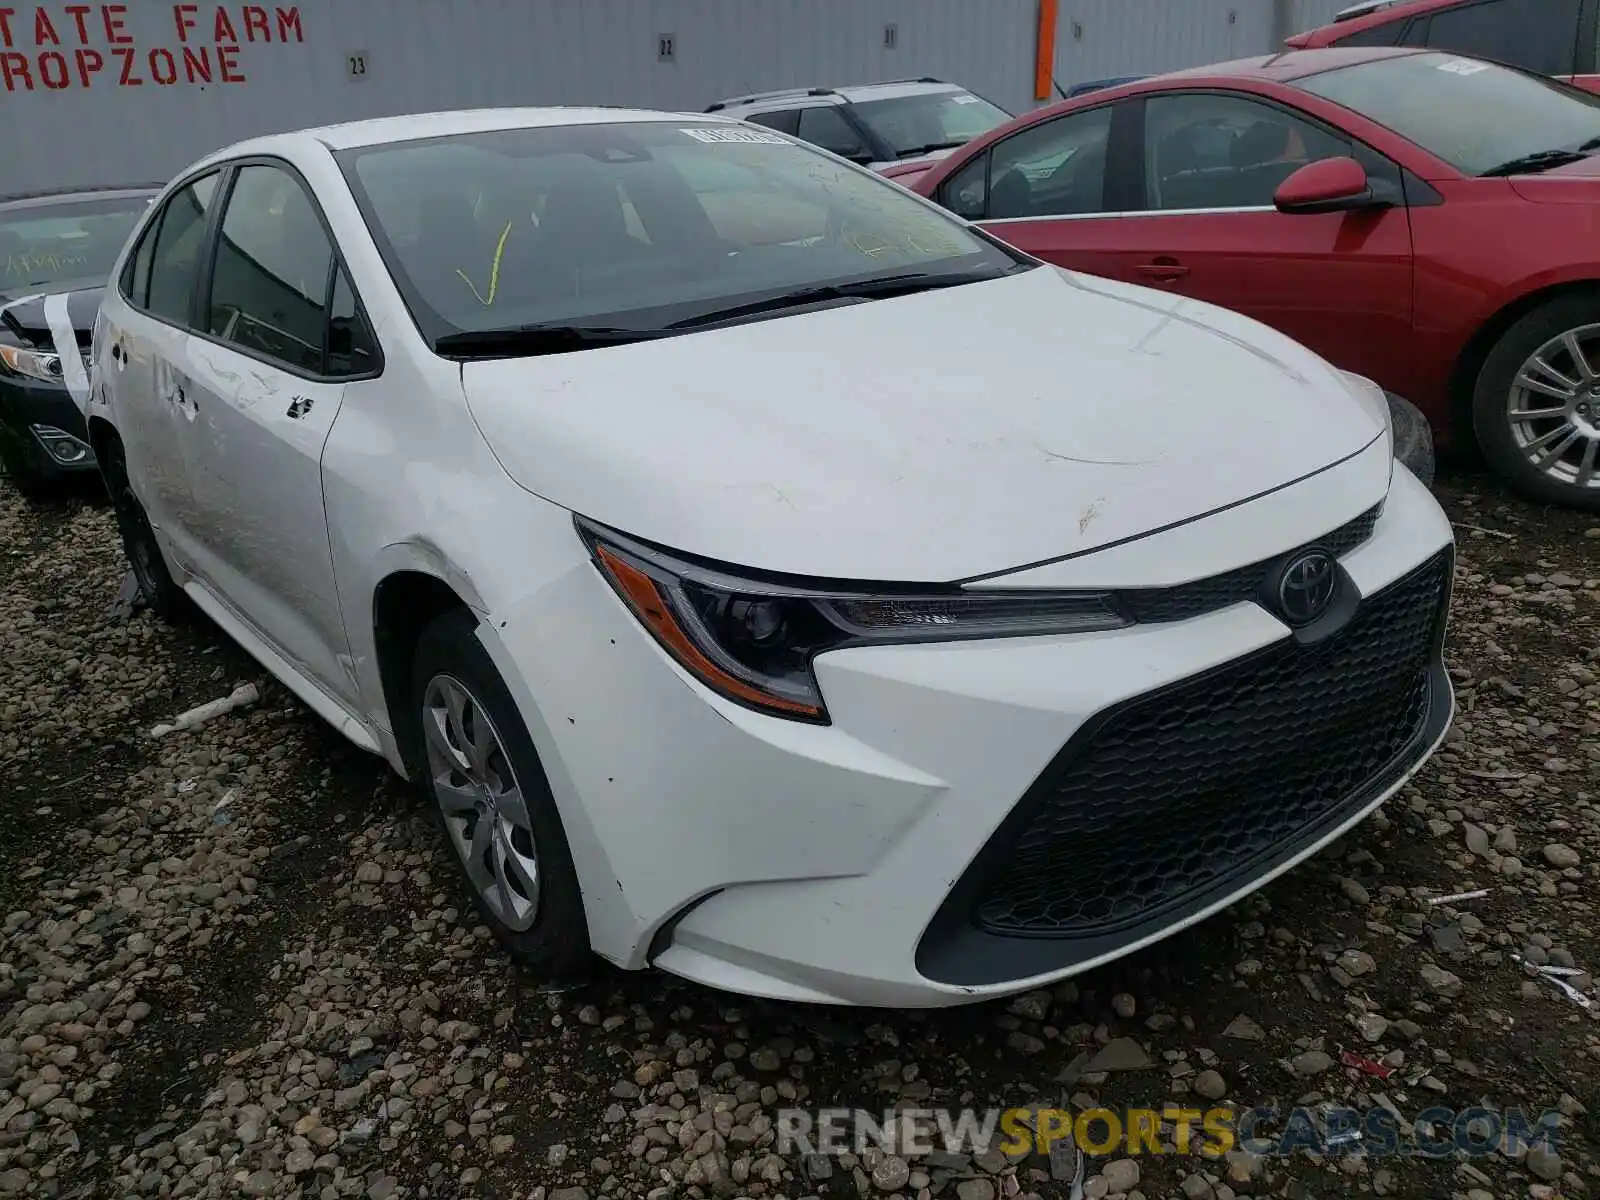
1288,0,1600,91
0,185,159,492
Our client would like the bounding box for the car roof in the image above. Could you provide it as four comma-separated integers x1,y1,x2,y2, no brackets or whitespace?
1150,44,1432,83
707,78,960,112
1292,0,1461,45
179,106,751,171
0,184,162,210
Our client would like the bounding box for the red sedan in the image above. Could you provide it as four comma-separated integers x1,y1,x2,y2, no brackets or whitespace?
1287,0,1600,94
899,47,1600,510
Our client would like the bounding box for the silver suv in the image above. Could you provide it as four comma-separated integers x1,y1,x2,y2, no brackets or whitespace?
704,78,1012,172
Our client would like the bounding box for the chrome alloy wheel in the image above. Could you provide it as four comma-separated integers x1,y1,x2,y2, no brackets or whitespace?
421,673,541,931
1506,324,1600,492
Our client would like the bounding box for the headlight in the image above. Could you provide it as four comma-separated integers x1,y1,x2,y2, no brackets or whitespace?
578,518,1131,723
0,343,65,384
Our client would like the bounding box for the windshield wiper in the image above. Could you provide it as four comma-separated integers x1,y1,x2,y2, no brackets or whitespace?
664,270,1017,331
896,140,970,159
1479,148,1591,177
433,324,666,359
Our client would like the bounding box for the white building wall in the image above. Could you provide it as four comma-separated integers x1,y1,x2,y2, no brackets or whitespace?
2,1,1336,195
1050,0,1275,83
1289,0,1358,32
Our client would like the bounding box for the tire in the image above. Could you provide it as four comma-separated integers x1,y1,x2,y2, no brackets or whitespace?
408,608,593,984
1471,294,1600,511
98,434,187,618
1386,390,1435,490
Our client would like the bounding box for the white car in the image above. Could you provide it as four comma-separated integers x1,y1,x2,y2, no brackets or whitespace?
87,106,1455,1009
703,78,1012,174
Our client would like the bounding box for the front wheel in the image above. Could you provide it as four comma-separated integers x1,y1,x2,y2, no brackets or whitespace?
408,609,592,984
1472,295,1600,511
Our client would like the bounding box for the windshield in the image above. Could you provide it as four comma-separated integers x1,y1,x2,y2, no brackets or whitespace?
336,120,1020,345
851,90,1013,157
1296,52,1600,176
0,194,152,293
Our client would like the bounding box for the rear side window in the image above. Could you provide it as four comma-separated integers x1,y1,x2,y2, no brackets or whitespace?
1331,20,1407,46
144,173,220,324
121,216,158,306
744,110,799,135
1415,0,1583,76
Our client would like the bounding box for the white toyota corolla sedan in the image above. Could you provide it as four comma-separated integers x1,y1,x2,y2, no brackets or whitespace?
86,107,1455,1008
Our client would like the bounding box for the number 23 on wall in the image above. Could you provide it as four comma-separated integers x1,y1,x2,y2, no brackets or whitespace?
347,52,369,81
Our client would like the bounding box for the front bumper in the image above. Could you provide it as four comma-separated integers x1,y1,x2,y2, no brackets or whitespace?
0,375,97,479
480,463,1454,1008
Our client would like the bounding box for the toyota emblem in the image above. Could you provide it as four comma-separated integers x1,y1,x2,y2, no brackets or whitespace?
1276,550,1337,626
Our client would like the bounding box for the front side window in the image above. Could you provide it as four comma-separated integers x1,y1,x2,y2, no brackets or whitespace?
1142,93,1353,210
0,193,155,295
796,106,870,158
1417,0,1582,76
850,90,1013,160
145,173,220,324
207,165,334,374
336,121,1022,347
1298,50,1600,176
976,105,1115,220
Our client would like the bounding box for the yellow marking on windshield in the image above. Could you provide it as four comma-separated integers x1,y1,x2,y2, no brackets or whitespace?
456,220,515,306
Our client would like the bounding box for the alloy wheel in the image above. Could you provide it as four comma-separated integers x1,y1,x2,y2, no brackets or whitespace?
1505,323,1600,492
421,673,542,931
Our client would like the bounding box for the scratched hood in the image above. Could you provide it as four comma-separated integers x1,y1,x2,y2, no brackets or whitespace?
462,265,1387,581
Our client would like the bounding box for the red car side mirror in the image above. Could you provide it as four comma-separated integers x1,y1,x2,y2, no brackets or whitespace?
1273,156,1377,215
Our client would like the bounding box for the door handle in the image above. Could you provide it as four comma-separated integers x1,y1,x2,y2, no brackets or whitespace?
1137,258,1190,282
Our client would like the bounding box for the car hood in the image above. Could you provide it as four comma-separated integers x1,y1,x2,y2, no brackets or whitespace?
1508,154,1600,201
878,160,938,189
872,147,958,175
0,282,105,344
461,266,1386,582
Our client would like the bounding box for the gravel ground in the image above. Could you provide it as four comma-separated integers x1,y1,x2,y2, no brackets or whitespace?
1,468,1597,1200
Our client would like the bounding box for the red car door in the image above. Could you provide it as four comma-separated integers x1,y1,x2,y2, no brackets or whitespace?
936,101,1140,284
1072,90,1417,392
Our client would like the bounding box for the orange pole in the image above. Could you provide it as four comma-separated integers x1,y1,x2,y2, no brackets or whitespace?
1034,0,1059,101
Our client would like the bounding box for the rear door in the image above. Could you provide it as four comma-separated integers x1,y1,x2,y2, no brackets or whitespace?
1071,90,1416,392
104,170,222,557
937,100,1140,282
175,158,379,705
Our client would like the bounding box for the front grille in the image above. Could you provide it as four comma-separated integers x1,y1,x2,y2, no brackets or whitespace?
1117,504,1381,624
972,548,1450,939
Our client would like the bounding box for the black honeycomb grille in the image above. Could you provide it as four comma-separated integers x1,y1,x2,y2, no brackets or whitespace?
973,548,1450,939
1116,504,1381,624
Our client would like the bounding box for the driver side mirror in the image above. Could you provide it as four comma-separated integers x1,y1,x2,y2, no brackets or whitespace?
1273,156,1384,215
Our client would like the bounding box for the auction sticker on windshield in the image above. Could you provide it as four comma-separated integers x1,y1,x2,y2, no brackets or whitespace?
681,128,791,145
1437,59,1490,75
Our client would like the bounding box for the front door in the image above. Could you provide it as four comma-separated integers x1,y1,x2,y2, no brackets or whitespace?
1082,91,1416,391
175,160,371,707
